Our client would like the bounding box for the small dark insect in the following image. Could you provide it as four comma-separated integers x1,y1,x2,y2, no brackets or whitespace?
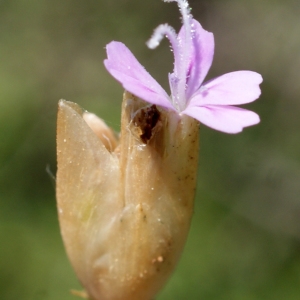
133,105,161,144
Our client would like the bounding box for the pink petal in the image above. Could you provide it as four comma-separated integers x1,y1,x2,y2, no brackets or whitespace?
104,41,173,109
177,20,214,99
190,71,263,106
183,105,260,134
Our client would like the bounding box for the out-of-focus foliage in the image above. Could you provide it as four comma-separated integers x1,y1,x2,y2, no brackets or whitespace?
1,0,300,299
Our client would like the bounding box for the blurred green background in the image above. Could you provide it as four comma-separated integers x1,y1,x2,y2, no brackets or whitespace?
1,0,300,299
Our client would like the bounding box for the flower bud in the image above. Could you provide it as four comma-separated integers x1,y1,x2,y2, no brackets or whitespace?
56,91,199,300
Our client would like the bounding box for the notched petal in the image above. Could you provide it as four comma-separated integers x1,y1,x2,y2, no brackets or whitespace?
183,104,260,134
104,41,173,110
177,20,214,99
191,71,263,106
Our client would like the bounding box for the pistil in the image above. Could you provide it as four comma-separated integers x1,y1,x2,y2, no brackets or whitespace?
148,0,194,112
169,0,193,110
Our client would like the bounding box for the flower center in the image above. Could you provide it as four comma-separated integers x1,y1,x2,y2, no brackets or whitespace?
147,0,193,112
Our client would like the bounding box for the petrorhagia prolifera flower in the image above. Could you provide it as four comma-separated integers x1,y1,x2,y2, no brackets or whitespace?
56,0,262,299
104,0,262,134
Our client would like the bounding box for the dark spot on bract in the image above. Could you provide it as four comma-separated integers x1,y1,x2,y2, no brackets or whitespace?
133,105,161,143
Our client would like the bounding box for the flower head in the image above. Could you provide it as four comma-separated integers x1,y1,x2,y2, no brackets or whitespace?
104,0,262,133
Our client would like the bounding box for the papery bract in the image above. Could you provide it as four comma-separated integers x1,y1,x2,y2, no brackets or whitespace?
104,0,262,133
56,93,199,300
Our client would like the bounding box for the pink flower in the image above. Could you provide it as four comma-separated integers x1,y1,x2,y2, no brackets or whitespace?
104,0,262,134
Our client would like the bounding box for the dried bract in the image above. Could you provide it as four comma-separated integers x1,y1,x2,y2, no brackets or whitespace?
56,92,199,300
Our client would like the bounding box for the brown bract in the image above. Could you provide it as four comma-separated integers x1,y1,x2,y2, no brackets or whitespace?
56,92,199,300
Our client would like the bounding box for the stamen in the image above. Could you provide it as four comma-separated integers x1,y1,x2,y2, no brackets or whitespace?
148,0,194,111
